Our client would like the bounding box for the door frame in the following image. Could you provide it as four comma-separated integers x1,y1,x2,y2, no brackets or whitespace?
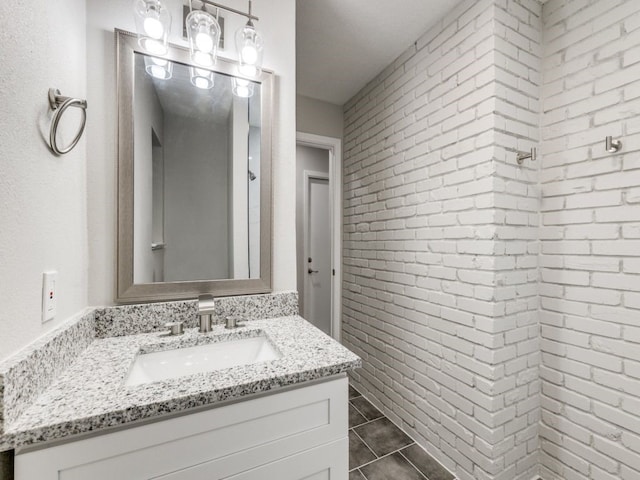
296,132,342,342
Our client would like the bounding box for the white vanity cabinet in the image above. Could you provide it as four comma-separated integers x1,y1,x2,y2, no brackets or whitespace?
15,377,348,480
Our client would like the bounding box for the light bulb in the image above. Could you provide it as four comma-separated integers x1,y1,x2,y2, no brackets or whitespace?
193,51,213,66
238,64,257,77
236,22,263,78
134,0,170,54
187,10,220,67
151,57,168,66
241,45,258,65
195,32,214,53
150,65,166,78
194,77,209,89
232,78,254,98
190,67,214,89
144,39,167,55
143,17,164,39
145,56,172,79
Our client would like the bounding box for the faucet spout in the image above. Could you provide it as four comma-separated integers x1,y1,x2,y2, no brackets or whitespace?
198,294,215,333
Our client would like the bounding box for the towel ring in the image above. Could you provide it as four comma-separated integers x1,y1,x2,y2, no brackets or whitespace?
48,88,88,155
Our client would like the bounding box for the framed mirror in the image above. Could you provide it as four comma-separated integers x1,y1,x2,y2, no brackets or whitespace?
116,29,272,302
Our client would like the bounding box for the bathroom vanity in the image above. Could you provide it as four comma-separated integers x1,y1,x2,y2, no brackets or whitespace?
16,377,348,479
0,294,360,480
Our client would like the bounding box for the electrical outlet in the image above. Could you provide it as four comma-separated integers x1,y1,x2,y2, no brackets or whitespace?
42,271,57,323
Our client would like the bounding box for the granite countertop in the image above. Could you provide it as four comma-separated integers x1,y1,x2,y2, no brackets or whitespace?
3,316,360,450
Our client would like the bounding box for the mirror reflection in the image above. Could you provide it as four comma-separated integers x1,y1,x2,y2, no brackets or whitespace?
133,52,261,283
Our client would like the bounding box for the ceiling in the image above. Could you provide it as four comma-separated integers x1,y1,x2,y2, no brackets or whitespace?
296,0,462,106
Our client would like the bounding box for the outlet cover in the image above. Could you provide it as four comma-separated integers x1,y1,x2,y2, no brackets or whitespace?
42,271,57,323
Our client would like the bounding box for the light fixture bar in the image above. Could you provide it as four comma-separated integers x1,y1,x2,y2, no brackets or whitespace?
191,0,258,22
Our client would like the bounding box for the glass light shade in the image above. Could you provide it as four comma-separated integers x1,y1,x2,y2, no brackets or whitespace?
235,22,264,78
186,10,220,68
144,55,173,79
133,0,171,56
190,67,215,89
232,77,255,98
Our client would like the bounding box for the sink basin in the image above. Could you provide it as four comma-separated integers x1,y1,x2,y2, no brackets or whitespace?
125,335,281,386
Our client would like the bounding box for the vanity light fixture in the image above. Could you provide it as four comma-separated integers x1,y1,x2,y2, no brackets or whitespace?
144,55,173,79
190,67,215,89
235,2,263,78
133,0,171,56
188,0,264,82
134,0,263,95
186,8,221,67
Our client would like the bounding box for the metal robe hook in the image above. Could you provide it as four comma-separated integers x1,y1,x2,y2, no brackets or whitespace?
516,148,537,165
605,136,622,153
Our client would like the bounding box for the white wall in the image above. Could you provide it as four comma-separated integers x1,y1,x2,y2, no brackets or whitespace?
539,1,640,478
342,1,541,479
0,0,88,360
86,0,297,304
295,145,329,315
296,94,344,141
163,115,229,281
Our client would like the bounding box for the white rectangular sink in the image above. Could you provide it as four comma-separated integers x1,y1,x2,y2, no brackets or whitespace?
125,335,281,386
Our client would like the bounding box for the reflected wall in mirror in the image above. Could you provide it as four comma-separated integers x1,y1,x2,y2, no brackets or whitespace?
117,30,272,303
133,53,261,283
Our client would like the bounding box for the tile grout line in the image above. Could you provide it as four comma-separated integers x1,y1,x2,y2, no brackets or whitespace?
352,384,427,478
349,442,420,473
350,384,457,479
398,449,431,480
349,401,383,426
350,427,379,465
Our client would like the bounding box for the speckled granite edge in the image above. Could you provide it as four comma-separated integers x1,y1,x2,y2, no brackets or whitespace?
0,309,95,434
94,291,299,338
2,316,360,450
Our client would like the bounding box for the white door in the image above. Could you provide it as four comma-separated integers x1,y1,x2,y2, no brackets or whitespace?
305,176,331,335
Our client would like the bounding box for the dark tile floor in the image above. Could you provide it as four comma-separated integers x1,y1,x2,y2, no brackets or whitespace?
348,385,455,480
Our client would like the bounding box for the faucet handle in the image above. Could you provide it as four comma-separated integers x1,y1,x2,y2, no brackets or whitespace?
225,316,247,329
162,321,184,336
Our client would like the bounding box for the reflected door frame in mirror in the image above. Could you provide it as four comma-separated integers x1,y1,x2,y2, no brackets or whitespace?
116,29,272,303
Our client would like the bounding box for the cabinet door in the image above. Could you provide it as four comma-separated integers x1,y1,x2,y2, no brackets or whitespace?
15,377,348,480
155,437,348,480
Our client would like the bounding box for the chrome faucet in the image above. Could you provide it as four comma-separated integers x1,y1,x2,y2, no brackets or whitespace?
198,294,215,333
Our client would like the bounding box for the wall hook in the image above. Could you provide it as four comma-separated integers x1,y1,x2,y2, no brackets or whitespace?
605,136,622,153
516,147,537,165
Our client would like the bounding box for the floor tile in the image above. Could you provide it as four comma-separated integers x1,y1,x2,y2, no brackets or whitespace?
349,430,376,470
401,444,454,480
360,452,425,480
349,384,361,399
349,403,367,428
349,469,366,480
354,417,413,457
351,396,383,421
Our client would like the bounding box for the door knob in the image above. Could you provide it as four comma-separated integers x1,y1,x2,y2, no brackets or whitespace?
308,268,319,274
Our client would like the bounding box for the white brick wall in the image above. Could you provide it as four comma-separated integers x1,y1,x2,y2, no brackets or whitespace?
343,0,640,477
539,1,640,479
343,1,541,478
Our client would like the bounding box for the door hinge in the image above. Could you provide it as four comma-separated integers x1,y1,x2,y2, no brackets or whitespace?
332,269,335,276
